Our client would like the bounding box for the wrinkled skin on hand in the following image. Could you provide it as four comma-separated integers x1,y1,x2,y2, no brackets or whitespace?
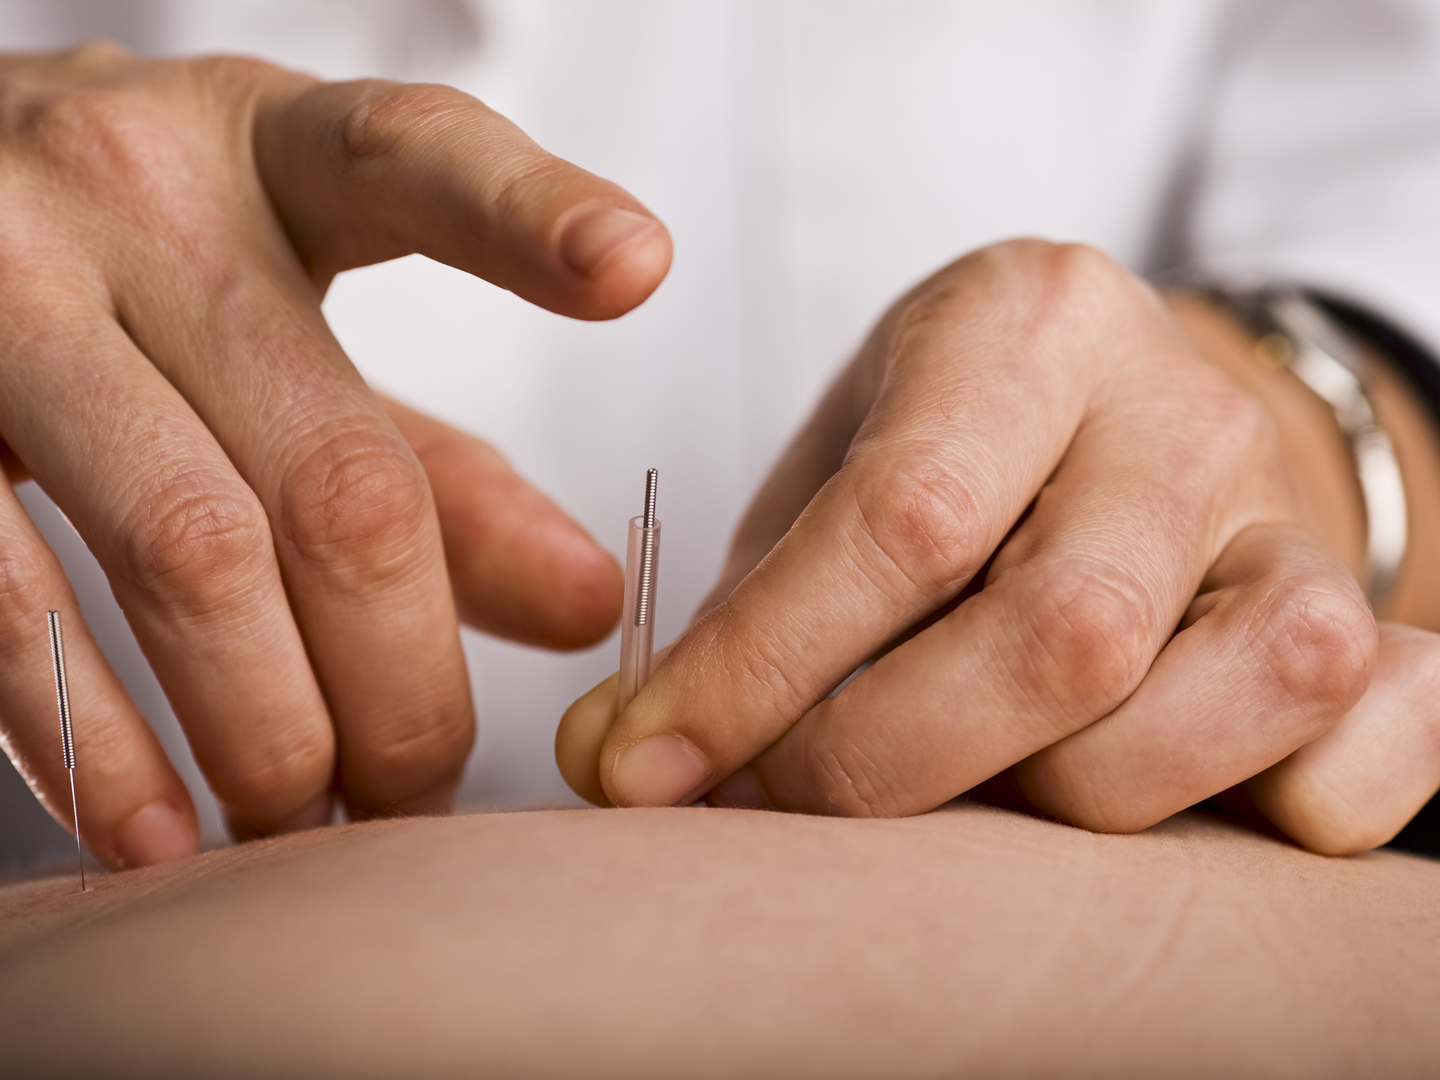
0,42,672,867
560,240,1440,854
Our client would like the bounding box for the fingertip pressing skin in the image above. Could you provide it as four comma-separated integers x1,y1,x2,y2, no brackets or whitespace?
113,799,200,868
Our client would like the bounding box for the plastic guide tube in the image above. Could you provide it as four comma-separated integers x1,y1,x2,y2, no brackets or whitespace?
618,469,660,713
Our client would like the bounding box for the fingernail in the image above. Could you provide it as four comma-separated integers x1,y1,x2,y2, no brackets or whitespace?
610,733,712,807
561,206,656,277
706,767,774,810
115,801,196,868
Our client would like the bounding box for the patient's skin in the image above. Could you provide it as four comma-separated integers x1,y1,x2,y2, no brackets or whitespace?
0,808,1436,1079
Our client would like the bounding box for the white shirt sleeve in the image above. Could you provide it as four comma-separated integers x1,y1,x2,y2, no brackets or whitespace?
1187,0,1440,357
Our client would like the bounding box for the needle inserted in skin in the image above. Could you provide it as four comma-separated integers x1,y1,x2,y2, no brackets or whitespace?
47,611,84,892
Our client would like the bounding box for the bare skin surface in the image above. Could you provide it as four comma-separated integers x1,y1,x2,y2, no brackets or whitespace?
0,807,1436,1079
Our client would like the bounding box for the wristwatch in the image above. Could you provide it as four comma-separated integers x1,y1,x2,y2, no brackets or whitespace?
1215,289,1408,612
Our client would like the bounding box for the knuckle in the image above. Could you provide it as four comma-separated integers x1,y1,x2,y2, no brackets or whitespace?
11,81,153,180
2,53,265,223
61,39,132,66
119,476,272,611
1219,375,1275,445
337,80,472,164
1146,371,1283,511
186,53,278,90
1036,240,1120,290
895,240,1136,387
887,273,970,353
1017,567,1155,726
0,47,270,178
280,430,434,583
849,452,983,598
1030,244,1134,341
1260,580,1377,716
1201,371,1280,469
995,239,1125,318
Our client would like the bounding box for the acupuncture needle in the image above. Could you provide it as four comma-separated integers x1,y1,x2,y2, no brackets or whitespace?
617,469,661,713
47,610,85,892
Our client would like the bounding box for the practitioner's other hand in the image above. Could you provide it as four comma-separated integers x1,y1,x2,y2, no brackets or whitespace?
556,239,1440,853
0,43,670,867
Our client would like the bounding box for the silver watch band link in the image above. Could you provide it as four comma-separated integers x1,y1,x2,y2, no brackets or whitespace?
1238,291,1407,611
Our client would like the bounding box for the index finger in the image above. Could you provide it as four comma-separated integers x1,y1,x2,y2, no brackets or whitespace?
596,242,1139,807
252,72,672,318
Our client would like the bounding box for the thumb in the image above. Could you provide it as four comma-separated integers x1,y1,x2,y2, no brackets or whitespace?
556,644,676,806
255,76,672,319
383,395,623,649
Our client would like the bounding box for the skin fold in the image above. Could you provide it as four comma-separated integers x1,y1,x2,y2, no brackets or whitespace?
1,806,1437,1079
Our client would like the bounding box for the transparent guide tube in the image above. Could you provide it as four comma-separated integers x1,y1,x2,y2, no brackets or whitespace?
618,514,661,713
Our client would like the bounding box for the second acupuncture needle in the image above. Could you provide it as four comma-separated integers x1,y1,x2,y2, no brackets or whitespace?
47,610,85,892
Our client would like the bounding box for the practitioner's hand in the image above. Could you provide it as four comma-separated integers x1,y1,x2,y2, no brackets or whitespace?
556,240,1424,848
0,43,670,867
